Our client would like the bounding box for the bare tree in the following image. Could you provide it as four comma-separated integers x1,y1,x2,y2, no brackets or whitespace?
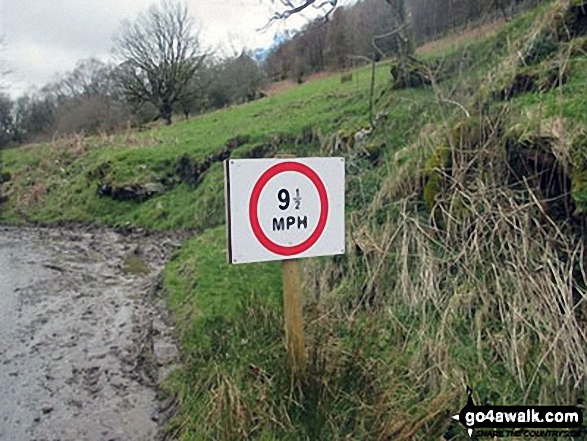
268,0,411,52
11,92,56,143
384,0,411,54
57,58,117,98
177,62,215,119
269,0,338,22
269,0,418,88
112,1,206,125
325,8,351,69
0,93,13,148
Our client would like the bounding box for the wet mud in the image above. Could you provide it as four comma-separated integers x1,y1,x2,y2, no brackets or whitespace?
0,226,185,441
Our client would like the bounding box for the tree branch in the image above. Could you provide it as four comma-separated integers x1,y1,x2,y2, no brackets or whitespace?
267,0,338,24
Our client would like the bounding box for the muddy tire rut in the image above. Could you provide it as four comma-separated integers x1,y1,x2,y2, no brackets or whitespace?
0,226,185,441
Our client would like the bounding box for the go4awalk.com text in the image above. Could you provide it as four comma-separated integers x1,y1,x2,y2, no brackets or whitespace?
451,387,584,438
475,429,582,438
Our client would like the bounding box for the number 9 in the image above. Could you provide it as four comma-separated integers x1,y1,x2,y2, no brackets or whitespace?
278,189,290,210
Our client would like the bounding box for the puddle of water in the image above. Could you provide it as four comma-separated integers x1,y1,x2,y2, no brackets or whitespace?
0,226,182,441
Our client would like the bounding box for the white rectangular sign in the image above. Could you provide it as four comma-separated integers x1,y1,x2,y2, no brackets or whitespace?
225,157,345,264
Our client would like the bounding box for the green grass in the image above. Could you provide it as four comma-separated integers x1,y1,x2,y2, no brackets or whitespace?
165,226,282,324
1,62,393,230
3,1,587,439
159,3,587,438
161,227,291,439
162,228,450,440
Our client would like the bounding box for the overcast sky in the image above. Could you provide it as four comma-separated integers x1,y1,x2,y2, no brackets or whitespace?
0,0,327,98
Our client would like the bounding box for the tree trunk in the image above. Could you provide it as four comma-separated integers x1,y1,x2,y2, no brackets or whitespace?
161,102,173,125
495,0,510,21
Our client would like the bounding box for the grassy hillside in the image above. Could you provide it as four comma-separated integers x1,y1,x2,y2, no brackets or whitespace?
1,62,394,229
3,1,587,439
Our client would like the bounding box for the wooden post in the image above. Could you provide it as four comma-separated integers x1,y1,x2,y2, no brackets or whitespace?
282,258,306,374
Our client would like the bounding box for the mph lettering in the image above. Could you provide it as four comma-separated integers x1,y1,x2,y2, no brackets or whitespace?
273,188,306,231
273,215,308,231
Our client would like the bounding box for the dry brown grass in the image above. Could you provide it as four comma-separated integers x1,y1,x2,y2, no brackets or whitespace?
17,181,48,210
9,134,89,212
263,71,336,97
351,109,587,410
262,79,299,97
417,20,507,55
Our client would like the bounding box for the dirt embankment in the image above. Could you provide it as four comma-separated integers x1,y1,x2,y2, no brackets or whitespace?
0,225,186,441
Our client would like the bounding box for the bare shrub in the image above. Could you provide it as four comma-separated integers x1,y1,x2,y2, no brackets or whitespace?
54,95,128,135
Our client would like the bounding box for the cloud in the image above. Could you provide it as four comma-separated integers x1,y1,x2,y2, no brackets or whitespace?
6,39,94,93
1,0,327,98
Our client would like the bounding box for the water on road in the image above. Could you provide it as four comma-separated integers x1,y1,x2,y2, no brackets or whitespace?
0,226,181,441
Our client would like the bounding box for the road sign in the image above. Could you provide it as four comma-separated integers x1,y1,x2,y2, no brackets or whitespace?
225,157,345,264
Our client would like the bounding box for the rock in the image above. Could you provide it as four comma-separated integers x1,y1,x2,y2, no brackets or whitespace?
98,182,166,202
154,341,178,366
142,182,166,195
240,143,274,159
177,135,250,187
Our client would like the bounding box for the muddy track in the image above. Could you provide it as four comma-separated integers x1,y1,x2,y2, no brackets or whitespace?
0,226,187,441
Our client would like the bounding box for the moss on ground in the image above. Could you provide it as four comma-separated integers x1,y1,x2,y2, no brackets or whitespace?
423,144,450,210
571,130,587,211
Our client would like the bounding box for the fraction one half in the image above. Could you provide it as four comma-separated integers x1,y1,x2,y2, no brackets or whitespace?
224,157,345,264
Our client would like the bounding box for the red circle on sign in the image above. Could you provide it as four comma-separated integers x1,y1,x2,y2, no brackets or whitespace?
249,162,329,256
